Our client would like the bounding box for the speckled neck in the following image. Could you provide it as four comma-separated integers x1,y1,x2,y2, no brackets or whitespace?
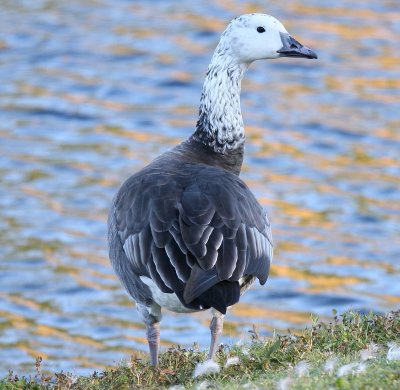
192,46,249,153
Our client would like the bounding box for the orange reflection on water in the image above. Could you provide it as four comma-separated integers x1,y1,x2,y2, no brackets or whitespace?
232,303,314,326
271,265,365,289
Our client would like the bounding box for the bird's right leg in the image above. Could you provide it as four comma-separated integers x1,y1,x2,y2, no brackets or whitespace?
208,309,224,360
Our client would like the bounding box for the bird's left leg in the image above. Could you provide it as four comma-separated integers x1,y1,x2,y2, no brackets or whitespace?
208,308,224,360
146,322,160,366
137,303,162,366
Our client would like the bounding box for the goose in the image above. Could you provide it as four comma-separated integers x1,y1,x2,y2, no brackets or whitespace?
108,13,317,366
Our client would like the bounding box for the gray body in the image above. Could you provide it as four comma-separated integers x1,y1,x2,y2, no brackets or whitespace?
108,136,272,325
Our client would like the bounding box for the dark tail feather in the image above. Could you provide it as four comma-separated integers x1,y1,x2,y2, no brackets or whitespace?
196,281,240,314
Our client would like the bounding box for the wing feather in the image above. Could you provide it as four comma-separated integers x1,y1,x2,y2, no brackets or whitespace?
147,252,173,293
151,243,184,291
165,238,191,281
217,238,238,279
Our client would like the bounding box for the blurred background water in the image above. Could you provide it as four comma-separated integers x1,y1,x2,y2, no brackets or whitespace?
0,0,399,377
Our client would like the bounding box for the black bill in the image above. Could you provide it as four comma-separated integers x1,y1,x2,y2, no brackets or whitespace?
277,32,317,59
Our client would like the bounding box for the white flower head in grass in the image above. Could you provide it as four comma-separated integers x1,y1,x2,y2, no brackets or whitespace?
196,380,213,389
277,377,293,390
235,338,246,346
295,360,310,377
360,342,379,361
323,356,338,375
193,360,220,378
387,342,400,361
225,356,240,368
337,362,366,377
67,375,78,386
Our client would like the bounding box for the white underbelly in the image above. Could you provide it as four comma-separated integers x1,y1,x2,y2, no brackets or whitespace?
140,276,200,313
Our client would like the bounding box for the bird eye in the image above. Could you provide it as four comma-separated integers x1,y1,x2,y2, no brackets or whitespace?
257,26,265,33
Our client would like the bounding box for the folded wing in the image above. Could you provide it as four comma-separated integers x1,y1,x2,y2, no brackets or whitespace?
111,162,273,311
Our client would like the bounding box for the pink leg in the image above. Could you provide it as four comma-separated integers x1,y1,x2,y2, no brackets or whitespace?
208,311,224,359
146,322,160,366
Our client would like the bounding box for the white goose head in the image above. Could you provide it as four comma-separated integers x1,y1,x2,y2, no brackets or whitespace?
218,13,317,64
194,13,317,153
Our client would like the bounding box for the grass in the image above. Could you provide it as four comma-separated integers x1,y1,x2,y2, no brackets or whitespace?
1,310,399,389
